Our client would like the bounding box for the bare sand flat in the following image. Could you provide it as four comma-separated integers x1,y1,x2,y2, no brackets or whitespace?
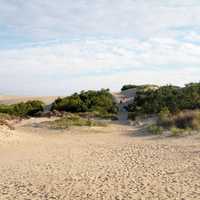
0,96,60,105
0,118,200,200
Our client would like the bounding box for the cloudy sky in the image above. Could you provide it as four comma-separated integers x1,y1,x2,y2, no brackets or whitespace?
0,0,200,95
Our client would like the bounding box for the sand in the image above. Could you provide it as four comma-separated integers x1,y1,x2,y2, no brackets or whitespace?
0,96,60,105
0,117,200,200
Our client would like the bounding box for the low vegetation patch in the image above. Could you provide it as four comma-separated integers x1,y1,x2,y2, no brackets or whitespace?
148,124,164,135
0,113,16,130
148,109,200,136
170,127,185,137
0,100,45,117
43,113,107,129
77,111,118,120
173,110,200,130
159,109,200,130
0,113,16,121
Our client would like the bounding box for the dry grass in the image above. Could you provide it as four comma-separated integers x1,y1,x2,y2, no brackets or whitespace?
0,113,16,130
0,119,15,130
173,110,200,130
0,113,15,120
42,113,107,129
157,109,200,136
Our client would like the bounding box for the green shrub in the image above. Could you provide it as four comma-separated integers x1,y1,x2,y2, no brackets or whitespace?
158,107,173,127
148,124,163,135
170,127,185,136
127,82,200,116
159,107,171,120
0,100,45,117
52,89,118,116
121,85,138,91
128,112,137,120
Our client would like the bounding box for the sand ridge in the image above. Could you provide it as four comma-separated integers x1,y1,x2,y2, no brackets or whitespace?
0,96,60,105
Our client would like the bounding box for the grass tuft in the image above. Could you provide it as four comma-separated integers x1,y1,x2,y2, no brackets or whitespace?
43,113,107,129
148,124,163,135
170,127,185,137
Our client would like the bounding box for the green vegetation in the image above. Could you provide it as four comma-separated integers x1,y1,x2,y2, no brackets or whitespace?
170,127,185,136
128,112,137,120
126,82,200,136
128,83,200,115
121,85,138,91
52,89,118,118
148,124,163,135
0,100,45,117
43,113,107,129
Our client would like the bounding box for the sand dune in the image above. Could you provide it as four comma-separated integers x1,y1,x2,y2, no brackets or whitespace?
0,117,200,200
0,96,60,105
112,89,136,107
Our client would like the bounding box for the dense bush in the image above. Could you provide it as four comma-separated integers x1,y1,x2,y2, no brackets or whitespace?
52,89,118,115
157,107,172,127
0,100,45,117
128,83,200,115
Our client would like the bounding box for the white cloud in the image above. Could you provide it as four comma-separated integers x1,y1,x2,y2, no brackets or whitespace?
0,1,200,95
1,0,200,40
0,37,200,95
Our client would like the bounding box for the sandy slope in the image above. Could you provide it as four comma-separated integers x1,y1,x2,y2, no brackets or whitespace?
0,118,200,200
112,88,136,104
0,96,60,105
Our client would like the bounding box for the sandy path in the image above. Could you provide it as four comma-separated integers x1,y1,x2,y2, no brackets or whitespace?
0,118,200,200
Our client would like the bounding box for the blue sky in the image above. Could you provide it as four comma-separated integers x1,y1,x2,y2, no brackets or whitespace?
0,0,200,95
